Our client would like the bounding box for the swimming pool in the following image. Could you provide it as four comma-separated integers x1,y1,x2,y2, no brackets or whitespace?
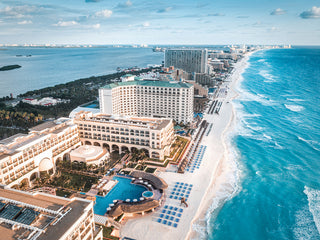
81,101,99,109
94,176,147,215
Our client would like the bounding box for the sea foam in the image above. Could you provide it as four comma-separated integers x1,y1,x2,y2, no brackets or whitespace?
284,104,304,112
303,187,320,236
259,69,276,82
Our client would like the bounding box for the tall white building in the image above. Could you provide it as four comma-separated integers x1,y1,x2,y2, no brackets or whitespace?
99,80,194,124
164,49,208,73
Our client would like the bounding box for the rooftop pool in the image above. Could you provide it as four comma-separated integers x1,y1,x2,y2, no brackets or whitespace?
94,176,148,215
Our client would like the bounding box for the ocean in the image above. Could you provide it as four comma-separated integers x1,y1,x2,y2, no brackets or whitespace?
0,47,163,97
207,47,320,240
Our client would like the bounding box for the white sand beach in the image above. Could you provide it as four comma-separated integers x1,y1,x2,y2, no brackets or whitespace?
120,53,253,240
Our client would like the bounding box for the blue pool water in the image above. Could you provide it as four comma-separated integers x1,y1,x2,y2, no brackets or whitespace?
83,103,99,108
94,176,147,215
142,191,153,198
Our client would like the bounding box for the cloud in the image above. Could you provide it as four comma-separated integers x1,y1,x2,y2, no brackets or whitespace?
237,16,249,18
208,13,225,17
92,23,100,29
0,5,41,19
116,0,132,8
18,20,32,25
300,6,320,19
53,21,78,27
269,26,279,32
270,8,286,15
142,22,150,27
157,7,172,13
94,9,112,18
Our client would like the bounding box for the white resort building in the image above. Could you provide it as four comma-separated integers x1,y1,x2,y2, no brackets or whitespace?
0,111,176,189
74,112,175,160
0,118,81,188
0,187,103,240
98,80,194,124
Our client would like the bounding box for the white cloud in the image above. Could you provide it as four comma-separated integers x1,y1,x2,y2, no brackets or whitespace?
143,22,150,27
54,21,78,27
300,6,320,19
92,23,100,29
18,20,32,25
94,9,113,18
0,5,41,19
270,8,286,15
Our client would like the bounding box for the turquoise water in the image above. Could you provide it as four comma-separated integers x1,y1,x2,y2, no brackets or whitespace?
142,191,153,198
94,176,147,215
81,101,99,109
207,48,320,239
0,47,163,97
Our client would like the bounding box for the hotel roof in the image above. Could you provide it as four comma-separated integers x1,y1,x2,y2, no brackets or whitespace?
101,80,193,89
75,113,172,131
0,188,91,240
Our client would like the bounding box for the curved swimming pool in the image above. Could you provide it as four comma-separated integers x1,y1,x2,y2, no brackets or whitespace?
94,176,147,215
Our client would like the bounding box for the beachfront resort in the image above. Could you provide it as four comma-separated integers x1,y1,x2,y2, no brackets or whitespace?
0,46,249,239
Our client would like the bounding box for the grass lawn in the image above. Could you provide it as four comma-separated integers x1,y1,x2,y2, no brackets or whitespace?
102,226,119,240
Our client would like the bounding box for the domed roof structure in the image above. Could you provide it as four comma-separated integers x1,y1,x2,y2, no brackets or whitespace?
39,158,54,172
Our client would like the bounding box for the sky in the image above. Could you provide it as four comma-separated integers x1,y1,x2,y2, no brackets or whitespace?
0,0,320,45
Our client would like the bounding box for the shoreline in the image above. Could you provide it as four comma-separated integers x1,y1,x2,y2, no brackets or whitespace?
186,52,254,239
119,52,254,240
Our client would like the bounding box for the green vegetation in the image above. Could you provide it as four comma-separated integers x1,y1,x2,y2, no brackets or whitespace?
0,110,43,139
101,226,119,240
0,67,160,140
145,167,156,173
0,64,21,71
50,172,99,192
55,189,73,198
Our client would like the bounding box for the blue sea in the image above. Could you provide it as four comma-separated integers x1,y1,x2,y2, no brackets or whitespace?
206,47,320,240
0,47,163,97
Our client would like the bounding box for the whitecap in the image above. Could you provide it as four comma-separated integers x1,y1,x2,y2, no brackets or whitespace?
298,137,320,151
284,104,304,112
294,206,320,240
303,186,320,236
287,98,305,102
259,69,276,82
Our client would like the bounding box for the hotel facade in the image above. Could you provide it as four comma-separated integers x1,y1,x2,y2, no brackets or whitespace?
0,118,81,188
164,49,208,74
99,80,194,124
74,112,175,160
0,112,175,189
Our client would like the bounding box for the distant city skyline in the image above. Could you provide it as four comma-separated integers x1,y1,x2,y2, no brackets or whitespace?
0,0,320,45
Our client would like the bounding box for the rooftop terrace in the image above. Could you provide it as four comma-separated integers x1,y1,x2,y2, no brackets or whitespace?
0,188,91,240
102,80,193,89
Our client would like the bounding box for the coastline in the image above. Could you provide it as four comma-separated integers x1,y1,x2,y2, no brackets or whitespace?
187,51,253,240
119,52,254,240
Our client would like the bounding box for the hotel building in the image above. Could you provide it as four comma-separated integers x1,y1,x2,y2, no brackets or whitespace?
164,49,208,73
0,118,80,188
0,187,103,240
74,112,175,160
99,80,194,124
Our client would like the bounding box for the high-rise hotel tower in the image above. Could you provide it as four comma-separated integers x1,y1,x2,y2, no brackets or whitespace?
164,49,208,73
